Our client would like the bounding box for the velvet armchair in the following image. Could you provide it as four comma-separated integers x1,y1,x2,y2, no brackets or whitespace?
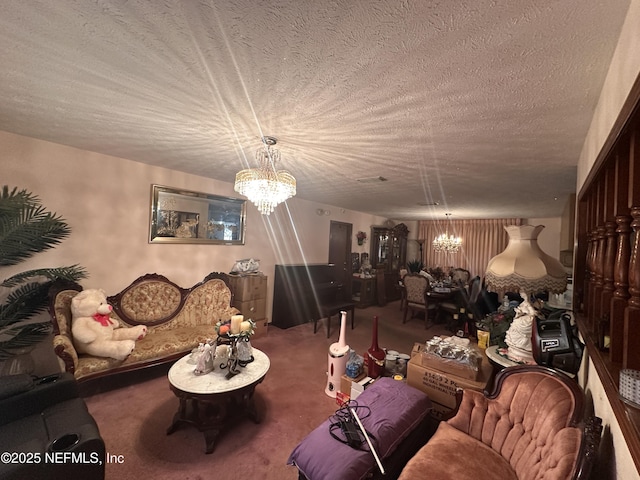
398,365,601,480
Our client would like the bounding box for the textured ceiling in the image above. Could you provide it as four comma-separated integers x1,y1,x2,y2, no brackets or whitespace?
0,1,631,220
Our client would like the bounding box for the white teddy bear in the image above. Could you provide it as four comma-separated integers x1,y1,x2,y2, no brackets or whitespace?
71,289,147,360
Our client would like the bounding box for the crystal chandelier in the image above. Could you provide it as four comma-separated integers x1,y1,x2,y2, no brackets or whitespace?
234,136,296,215
432,214,462,253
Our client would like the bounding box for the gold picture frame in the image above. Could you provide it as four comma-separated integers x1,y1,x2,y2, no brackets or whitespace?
149,184,246,245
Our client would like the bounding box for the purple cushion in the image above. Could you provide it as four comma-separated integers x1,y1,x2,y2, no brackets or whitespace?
287,377,431,480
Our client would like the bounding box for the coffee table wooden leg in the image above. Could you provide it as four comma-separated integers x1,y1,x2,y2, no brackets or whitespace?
241,387,261,423
246,401,260,423
203,428,221,454
166,397,187,435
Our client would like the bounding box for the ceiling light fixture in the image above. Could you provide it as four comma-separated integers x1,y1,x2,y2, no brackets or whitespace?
432,213,462,253
234,136,296,215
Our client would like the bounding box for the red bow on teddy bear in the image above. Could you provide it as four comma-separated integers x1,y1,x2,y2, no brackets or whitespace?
92,313,113,327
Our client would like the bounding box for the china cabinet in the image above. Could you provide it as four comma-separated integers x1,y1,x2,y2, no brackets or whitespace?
370,223,408,301
351,276,376,308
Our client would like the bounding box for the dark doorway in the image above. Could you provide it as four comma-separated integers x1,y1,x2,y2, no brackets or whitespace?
328,221,353,298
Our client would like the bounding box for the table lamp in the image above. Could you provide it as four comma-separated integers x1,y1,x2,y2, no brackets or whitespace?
484,224,567,363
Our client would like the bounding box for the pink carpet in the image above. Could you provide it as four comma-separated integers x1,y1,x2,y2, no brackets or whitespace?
84,301,450,479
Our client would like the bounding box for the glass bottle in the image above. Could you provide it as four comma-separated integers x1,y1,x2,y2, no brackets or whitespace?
367,315,385,378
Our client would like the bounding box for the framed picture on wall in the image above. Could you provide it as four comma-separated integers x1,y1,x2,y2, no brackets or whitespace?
149,184,246,244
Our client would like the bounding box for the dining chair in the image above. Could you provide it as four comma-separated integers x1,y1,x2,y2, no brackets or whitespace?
433,290,463,330
453,275,482,335
465,276,483,318
402,273,436,328
450,268,471,286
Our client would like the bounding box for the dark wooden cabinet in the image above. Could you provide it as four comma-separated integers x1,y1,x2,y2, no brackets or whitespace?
272,264,344,329
351,275,376,308
370,223,408,301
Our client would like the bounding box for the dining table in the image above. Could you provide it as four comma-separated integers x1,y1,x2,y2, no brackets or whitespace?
426,283,467,328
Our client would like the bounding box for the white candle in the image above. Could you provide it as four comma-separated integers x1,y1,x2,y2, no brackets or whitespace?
216,344,229,358
230,315,243,334
240,321,251,332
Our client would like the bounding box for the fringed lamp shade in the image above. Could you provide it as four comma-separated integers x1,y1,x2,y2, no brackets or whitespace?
485,224,567,363
485,224,567,296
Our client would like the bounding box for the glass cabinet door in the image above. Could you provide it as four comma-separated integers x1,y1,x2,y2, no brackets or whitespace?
390,235,401,271
371,227,390,269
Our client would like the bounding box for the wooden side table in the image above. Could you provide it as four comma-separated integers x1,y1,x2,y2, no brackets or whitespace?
485,345,521,369
227,274,268,338
167,348,270,454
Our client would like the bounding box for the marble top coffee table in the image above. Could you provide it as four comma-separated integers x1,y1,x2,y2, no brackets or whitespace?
166,348,270,454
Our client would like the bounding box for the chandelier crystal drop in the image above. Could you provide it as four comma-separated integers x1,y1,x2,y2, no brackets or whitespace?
234,136,296,215
432,214,462,253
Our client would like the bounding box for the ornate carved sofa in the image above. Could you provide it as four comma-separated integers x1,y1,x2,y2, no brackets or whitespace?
48,272,239,382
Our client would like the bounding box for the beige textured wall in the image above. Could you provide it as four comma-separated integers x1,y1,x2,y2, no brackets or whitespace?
2,130,385,356
578,0,640,187
576,1,640,478
526,217,562,259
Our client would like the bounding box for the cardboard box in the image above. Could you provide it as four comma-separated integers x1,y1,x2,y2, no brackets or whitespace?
227,274,267,301
420,350,483,381
351,376,374,400
336,390,350,407
412,341,484,381
406,351,493,412
340,372,365,395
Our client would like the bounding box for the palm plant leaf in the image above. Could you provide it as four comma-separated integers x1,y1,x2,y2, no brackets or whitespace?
0,185,88,360
0,323,51,361
0,266,88,327
1,266,87,288
0,281,51,325
0,186,72,266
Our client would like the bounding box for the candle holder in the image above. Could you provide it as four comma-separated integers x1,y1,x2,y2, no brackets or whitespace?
215,334,254,379
214,318,256,379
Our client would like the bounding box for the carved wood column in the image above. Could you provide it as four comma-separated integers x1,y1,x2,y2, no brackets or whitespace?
611,214,632,362
598,166,616,349
624,207,640,368
610,148,632,362
599,220,617,348
588,229,599,330
623,127,640,368
591,224,606,329
584,227,594,318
